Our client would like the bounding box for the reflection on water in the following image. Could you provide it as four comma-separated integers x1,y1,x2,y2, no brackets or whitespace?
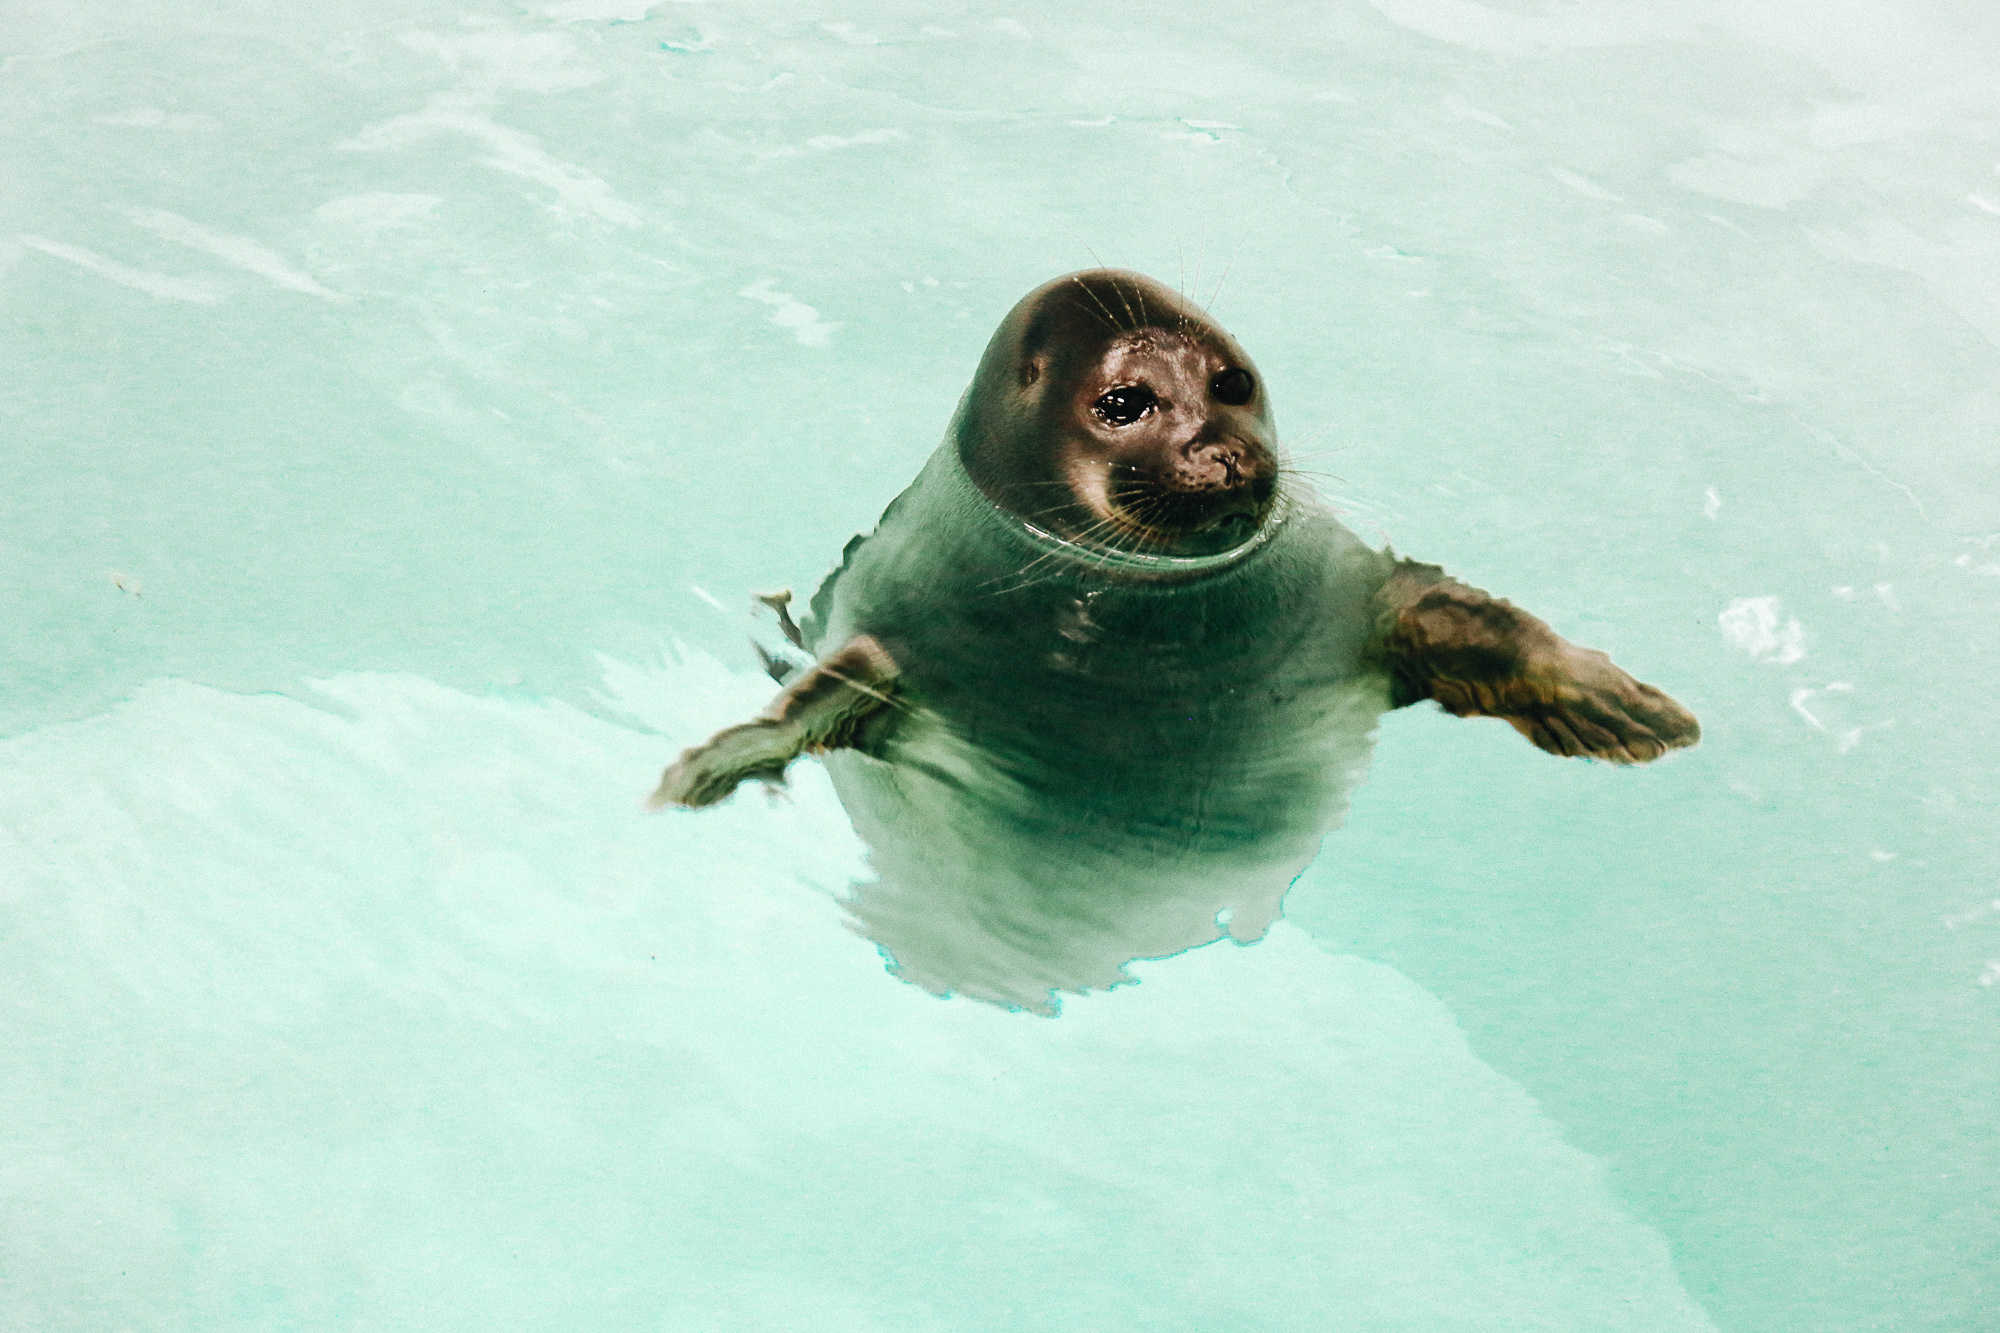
816,445,1392,1013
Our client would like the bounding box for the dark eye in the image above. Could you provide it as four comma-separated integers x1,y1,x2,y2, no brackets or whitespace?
1093,384,1158,427
1211,368,1254,406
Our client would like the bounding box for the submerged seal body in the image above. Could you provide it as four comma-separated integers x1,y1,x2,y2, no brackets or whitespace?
654,270,1699,1013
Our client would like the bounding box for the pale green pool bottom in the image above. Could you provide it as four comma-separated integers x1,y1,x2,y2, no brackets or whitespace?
4,0,1996,1327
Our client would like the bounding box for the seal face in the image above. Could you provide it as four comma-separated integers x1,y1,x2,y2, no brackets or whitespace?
651,267,1702,1014
957,270,1280,559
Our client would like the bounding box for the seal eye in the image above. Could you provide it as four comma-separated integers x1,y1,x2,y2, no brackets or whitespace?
1211,368,1254,406
1093,385,1158,427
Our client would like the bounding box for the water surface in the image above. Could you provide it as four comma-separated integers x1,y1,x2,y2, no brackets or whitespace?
3,2,1995,1328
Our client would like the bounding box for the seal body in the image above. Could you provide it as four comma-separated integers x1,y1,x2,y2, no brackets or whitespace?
803,442,1394,1012
651,268,1700,1015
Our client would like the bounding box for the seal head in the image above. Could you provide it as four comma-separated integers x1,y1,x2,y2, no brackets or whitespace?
955,269,1279,559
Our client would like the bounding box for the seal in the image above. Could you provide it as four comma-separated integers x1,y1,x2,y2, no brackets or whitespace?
650,269,1700,1013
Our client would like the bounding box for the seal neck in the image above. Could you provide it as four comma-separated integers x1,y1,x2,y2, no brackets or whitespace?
932,437,1291,586
1009,496,1293,578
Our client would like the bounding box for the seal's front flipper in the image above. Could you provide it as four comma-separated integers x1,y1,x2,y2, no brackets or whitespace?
755,589,806,649
647,717,806,809
1375,562,1700,764
647,635,900,809
1463,641,1701,764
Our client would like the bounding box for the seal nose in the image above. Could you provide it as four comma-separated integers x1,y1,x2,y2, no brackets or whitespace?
1181,436,1273,499
1097,432,1277,551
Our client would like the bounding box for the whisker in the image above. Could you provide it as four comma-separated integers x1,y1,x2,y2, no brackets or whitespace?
1067,289,1115,331
1207,223,1255,312
1054,215,1111,273
984,511,1133,594
1176,237,1187,337
1018,499,1095,520
1193,215,1208,314
1049,218,1128,333
1068,276,1122,333
1106,272,1138,328
1014,498,1093,517
1280,442,1355,463
1273,424,1354,464
982,516,1117,591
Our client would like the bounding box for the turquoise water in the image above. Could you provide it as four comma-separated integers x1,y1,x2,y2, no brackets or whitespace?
4,2,1996,1328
